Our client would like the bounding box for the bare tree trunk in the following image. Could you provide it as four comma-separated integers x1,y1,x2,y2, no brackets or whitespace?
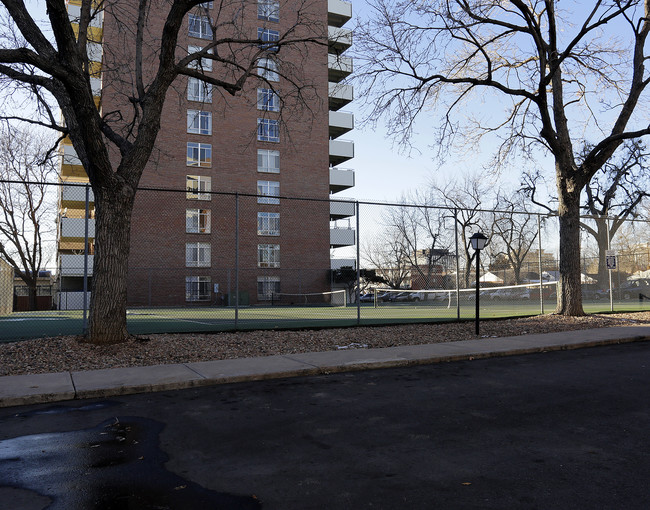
86,183,136,344
28,284,37,311
555,191,585,315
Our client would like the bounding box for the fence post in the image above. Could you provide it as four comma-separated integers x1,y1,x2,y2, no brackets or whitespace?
82,184,90,335
235,193,239,329
454,209,460,320
356,201,361,325
538,214,543,314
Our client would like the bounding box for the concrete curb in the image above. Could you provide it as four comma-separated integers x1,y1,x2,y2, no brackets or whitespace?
1,327,649,408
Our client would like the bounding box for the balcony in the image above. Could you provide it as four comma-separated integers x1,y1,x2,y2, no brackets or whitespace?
60,254,94,276
329,167,355,193
330,200,356,220
329,110,354,139
60,217,95,239
60,184,94,205
329,139,354,166
328,54,353,82
328,26,352,53
328,0,352,27
330,226,355,248
329,82,353,111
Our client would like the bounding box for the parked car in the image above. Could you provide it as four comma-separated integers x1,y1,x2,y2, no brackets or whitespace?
359,293,374,303
618,278,650,300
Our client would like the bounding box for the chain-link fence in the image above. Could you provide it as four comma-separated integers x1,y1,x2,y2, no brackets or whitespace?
2,181,650,341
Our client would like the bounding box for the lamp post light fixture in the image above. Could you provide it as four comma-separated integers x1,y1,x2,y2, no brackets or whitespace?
470,232,489,335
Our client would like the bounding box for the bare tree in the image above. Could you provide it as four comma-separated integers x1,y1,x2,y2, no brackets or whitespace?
523,140,650,288
0,0,325,343
429,175,491,288
581,140,650,287
356,0,650,315
362,230,411,290
491,192,541,285
0,123,57,310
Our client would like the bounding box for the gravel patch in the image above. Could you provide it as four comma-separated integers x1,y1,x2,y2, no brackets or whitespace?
2,312,650,377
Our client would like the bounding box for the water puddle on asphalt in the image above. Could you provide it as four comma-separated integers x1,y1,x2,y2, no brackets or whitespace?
0,416,261,509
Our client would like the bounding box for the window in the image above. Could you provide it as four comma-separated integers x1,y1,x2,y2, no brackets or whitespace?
186,175,211,200
258,0,279,22
188,77,212,102
257,88,280,112
257,180,280,204
187,142,212,167
257,118,279,142
186,276,211,301
188,14,212,39
257,149,279,173
186,242,211,267
187,110,212,135
258,28,280,51
200,1,213,8
188,45,212,71
257,276,280,300
258,244,280,268
257,57,279,82
186,209,211,233
257,212,280,236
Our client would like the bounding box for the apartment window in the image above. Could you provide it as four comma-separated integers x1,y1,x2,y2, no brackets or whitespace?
257,118,279,142
258,28,280,51
257,57,279,82
258,0,279,22
257,180,280,204
257,149,279,173
186,175,211,200
186,242,211,267
186,209,211,234
187,110,212,135
257,212,280,236
258,244,280,268
188,45,212,71
257,88,280,112
187,142,212,167
257,276,280,300
188,77,212,102
188,14,212,39
186,276,211,301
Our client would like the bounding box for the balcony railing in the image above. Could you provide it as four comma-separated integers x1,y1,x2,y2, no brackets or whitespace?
328,0,352,27
328,54,353,82
329,82,353,111
330,200,356,220
330,226,355,248
60,217,95,238
329,139,354,166
329,110,354,139
60,184,94,204
329,167,355,193
59,254,94,276
328,26,352,53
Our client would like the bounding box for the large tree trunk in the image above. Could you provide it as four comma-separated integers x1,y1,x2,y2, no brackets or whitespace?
555,189,585,315
86,183,136,344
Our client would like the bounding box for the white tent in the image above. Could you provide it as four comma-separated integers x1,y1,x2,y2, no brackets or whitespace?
479,271,504,284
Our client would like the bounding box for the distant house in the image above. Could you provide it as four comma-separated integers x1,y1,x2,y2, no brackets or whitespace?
0,258,12,315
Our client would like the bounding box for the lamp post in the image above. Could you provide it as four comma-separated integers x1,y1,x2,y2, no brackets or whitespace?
470,232,488,335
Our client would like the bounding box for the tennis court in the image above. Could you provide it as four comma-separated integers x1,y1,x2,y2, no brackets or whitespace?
2,290,650,343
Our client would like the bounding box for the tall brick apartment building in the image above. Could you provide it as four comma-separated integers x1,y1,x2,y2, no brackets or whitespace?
57,0,355,308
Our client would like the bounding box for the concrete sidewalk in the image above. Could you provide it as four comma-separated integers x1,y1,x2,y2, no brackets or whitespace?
2,325,649,408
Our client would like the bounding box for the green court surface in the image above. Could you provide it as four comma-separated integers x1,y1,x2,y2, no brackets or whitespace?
2,298,650,343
